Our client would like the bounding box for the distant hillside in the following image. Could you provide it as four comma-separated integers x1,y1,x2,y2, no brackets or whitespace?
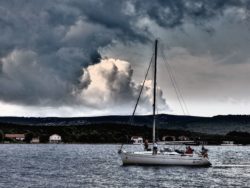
0,114,250,135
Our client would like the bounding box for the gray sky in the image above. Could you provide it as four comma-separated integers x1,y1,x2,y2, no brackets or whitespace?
0,0,250,117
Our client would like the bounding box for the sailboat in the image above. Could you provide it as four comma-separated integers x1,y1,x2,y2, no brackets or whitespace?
119,40,211,167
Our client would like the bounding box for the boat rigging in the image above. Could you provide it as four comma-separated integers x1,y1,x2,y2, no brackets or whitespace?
118,39,211,167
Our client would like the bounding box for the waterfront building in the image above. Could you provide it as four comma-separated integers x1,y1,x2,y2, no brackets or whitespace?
31,137,40,144
5,134,25,141
131,136,143,144
49,134,62,143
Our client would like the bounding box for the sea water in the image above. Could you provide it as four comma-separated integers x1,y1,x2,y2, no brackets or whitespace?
0,144,250,187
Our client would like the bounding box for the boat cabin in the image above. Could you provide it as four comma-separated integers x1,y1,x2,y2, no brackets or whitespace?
178,135,190,141
221,141,234,145
162,135,176,141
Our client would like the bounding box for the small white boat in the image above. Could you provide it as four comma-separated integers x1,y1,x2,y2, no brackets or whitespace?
118,40,212,167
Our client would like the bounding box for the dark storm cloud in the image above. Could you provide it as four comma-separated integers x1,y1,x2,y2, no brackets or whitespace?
68,0,150,43
134,0,248,27
0,0,249,107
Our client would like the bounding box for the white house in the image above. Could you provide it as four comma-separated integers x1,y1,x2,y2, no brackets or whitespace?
31,137,40,144
49,134,62,143
131,136,143,144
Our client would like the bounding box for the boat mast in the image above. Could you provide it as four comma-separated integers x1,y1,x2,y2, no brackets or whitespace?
153,39,158,143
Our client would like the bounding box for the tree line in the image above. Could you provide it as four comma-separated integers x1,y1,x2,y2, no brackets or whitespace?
0,122,250,144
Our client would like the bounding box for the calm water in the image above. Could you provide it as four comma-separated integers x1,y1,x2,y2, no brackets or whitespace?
0,144,250,188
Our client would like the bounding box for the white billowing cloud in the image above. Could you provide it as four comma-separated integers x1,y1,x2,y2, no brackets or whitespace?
78,58,133,106
76,58,168,114
143,80,169,113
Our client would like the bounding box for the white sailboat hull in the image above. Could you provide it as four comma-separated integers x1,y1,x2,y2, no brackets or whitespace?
120,150,211,167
